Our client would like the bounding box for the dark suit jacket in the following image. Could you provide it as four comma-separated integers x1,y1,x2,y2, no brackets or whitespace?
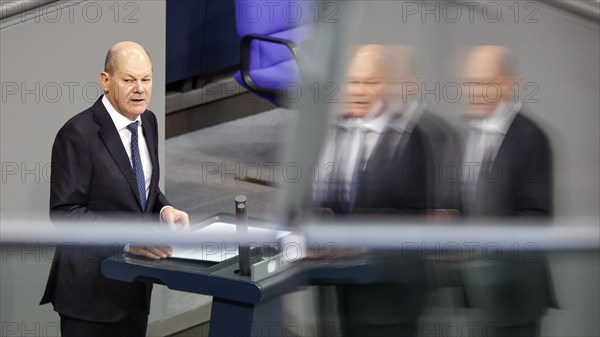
40,97,170,322
466,112,552,217
318,113,449,330
460,112,557,325
354,121,430,214
417,111,462,211
318,110,458,215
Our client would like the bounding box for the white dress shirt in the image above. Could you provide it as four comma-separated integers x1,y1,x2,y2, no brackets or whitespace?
102,96,173,256
389,100,424,135
102,95,153,199
463,101,521,185
333,100,396,203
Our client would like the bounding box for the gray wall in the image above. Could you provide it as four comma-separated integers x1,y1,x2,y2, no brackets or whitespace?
0,0,176,334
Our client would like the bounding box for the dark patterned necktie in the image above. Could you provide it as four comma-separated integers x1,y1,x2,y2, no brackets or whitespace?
127,121,147,211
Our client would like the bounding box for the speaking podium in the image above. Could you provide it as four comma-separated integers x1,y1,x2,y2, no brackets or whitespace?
102,253,303,337
101,213,303,337
101,213,428,337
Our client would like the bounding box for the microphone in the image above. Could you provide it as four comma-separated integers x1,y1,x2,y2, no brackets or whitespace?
235,195,251,276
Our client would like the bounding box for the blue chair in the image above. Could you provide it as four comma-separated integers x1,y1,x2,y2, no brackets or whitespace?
234,0,313,106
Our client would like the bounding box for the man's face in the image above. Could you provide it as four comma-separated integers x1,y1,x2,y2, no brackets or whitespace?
344,55,386,118
463,50,510,119
101,52,152,121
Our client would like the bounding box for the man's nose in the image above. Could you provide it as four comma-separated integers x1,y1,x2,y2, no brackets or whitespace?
351,83,366,96
133,81,145,93
466,85,485,103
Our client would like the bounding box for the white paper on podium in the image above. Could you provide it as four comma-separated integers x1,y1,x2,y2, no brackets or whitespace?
170,222,290,262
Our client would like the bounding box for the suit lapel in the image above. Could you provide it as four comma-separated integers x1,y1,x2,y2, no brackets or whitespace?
141,113,159,212
92,98,142,208
351,126,404,209
368,126,406,174
486,112,521,179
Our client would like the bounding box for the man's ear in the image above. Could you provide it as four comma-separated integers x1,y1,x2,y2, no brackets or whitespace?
100,72,110,93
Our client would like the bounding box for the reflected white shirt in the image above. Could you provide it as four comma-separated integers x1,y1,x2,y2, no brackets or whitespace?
336,100,395,202
464,101,521,184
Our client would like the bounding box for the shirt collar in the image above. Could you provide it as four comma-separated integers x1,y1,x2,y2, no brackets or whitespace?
102,95,142,131
363,101,393,133
337,100,392,134
470,101,521,134
389,100,425,134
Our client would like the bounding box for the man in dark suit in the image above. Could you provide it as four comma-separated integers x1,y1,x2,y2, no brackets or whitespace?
313,44,461,337
316,45,424,215
461,45,551,218
460,45,556,337
315,45,460,216
40,41,189,337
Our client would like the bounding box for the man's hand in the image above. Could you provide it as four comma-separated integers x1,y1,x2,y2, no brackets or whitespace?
126,208,189,259
128,245,172,259
161,207,190,231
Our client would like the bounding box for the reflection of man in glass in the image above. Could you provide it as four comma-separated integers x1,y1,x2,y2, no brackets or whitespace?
315,44,389,213
314,44,433,215
344,44,390,118
313,44,433,337
460,45,556,337
315,44,461,216
461,45,552,216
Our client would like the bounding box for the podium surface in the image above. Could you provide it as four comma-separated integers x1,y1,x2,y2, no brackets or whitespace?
101,215,426,336
102,213,302,337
